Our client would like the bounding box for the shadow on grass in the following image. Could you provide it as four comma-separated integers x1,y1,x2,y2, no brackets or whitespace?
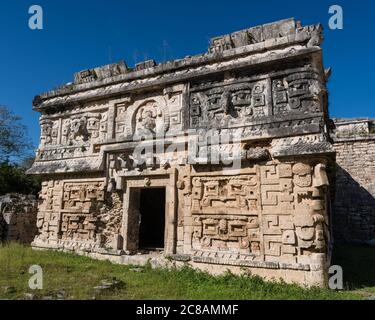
332,244,375,290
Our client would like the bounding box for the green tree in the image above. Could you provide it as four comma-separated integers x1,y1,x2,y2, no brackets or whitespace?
0,161,41,195
0,105,32,162
0,106,40,195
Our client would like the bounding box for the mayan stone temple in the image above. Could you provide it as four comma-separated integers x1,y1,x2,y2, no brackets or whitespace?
28,18,334,287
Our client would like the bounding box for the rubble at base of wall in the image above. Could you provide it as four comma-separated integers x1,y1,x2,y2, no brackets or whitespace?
0,194,38,243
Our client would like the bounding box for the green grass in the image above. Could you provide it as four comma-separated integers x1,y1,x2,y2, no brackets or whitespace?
0,243,373,300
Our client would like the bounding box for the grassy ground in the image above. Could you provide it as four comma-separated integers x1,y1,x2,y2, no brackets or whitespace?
0,243,374,300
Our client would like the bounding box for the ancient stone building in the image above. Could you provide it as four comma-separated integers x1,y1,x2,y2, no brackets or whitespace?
28,18,334,287
331,119,375,243
0,194,38,243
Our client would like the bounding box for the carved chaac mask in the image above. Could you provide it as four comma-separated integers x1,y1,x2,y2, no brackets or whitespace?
70,117,88,141
293,163,312,188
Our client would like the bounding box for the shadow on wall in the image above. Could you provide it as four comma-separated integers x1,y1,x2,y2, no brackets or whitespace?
333,165,375,243
0,214,5,242
332,245,375,289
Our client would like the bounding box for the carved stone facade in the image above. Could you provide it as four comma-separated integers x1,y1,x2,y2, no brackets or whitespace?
28,18,334,287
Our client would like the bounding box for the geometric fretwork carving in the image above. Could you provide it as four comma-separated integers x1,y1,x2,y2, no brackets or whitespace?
264,235,282,256
60,214,97,241
190,80,269,129
192,216,261,255
260,165,294,214
191,175,259,215
272,70,322,116
190,162,329,265
63,182,106,213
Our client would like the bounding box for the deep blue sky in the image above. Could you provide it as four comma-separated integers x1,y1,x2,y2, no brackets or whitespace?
1,0,374,148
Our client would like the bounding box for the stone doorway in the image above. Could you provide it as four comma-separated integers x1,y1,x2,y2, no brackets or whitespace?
121,171,177,255
139,188,166,250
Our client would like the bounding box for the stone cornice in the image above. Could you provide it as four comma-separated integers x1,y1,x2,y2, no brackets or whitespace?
33,18,323,111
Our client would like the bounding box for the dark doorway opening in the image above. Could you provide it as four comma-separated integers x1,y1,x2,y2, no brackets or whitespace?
139,188,166,250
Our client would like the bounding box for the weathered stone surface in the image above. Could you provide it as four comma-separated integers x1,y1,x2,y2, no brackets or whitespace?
331,119,375,243
94,279,123,291
0,194,38,243
28,18,333,287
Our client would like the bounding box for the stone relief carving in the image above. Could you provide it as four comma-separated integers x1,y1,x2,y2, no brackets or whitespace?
35,180,107,246
191,176,259,215
192,216,261,255
40,119,58,146
190,68,324,130
293,163,329,253
60,213,97,242
190,81,268,129
62,181,105,212
69,116,89,142
115,98,133,138
29,19,332,287
36,180,63,241
136,101,164,135
40,113,108,148
36,111,109,163
191,174,261,256
272,70,322,115
190,162,329,262
114,92,182,139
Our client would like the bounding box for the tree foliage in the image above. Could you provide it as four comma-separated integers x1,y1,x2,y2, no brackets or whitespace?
0,105,40,195
0,105,32,162
0,161,41,196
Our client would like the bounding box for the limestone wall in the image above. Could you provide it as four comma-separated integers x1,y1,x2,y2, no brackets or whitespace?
332,119,375,243
186,159,331,286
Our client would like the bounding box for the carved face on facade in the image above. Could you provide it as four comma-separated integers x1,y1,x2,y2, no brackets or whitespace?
142,110,156,130
272,71,322,115
293,163,312,188
62,120,70,137
190,81,267,129
220,91,232,115
40,120,59,146
87,117,100,130
287,78,311,109
136,102,162,134
40,121,52,145
70,117,88,141
87,116,101,139
293,208,326,251
291,163,329,252
41,122,52,136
